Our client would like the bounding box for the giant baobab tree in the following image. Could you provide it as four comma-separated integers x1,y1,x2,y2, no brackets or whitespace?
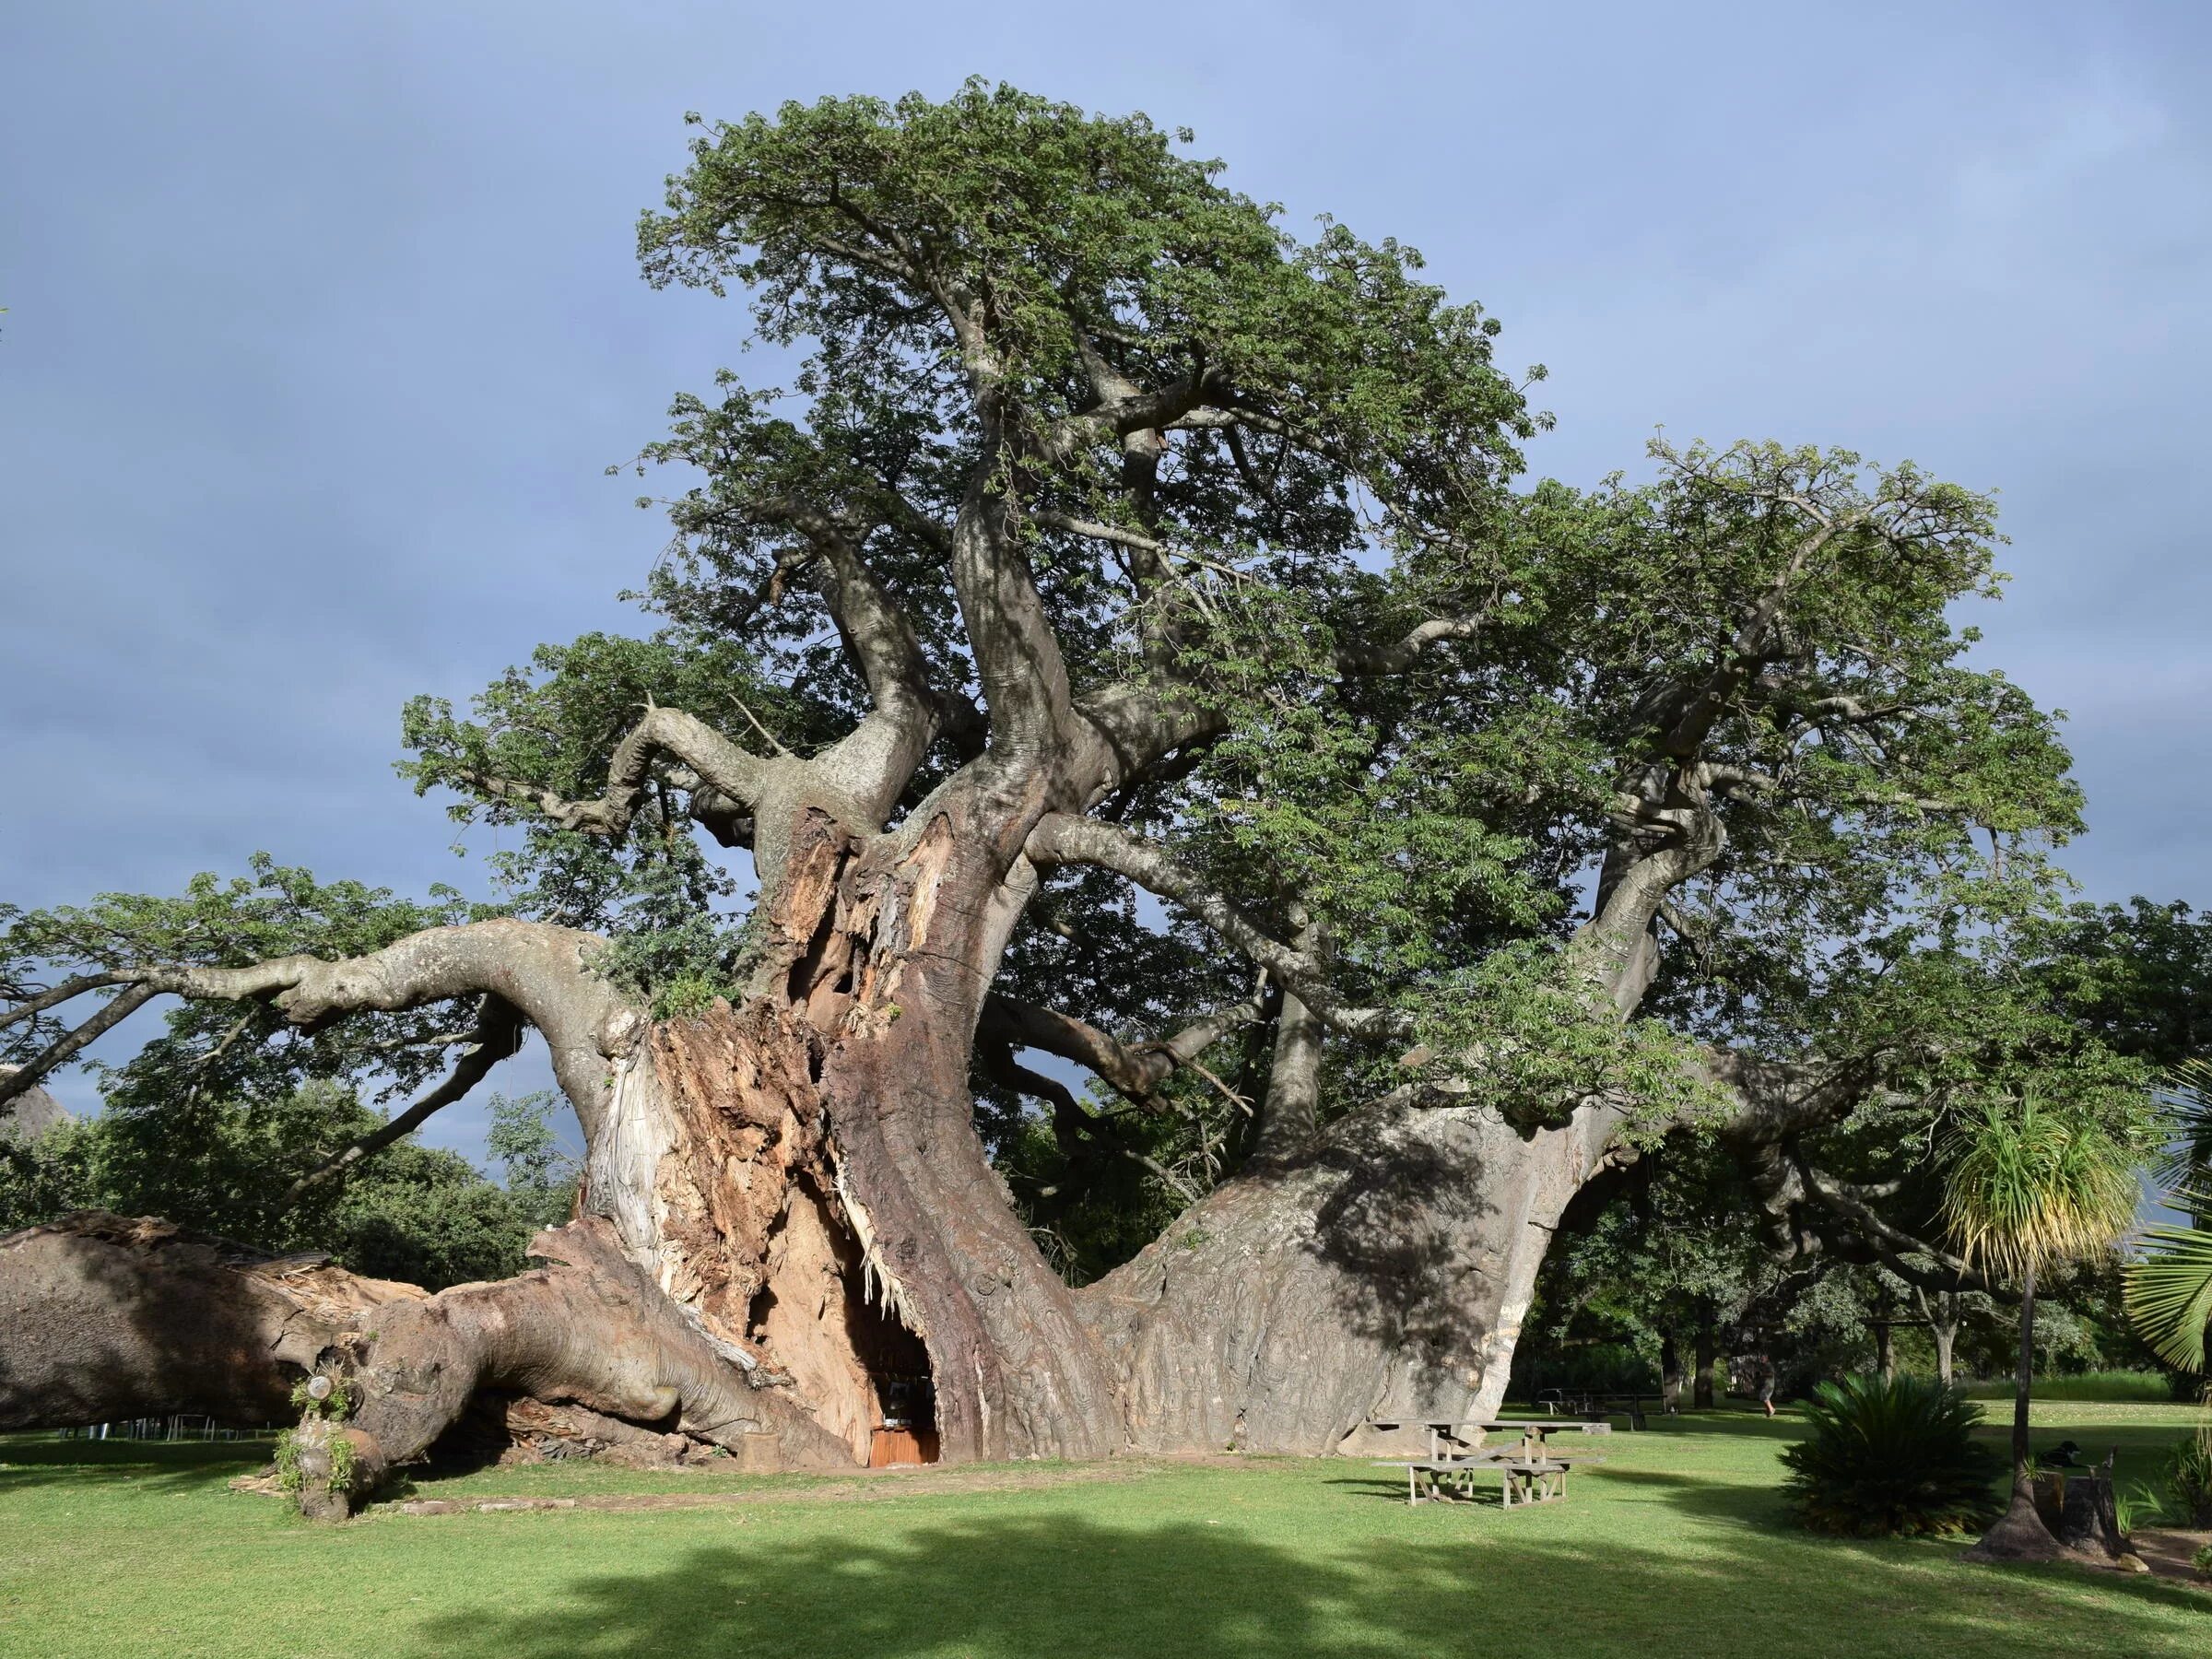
0,83,2118,1516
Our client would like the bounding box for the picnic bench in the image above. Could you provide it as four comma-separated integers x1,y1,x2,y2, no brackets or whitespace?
1362,1418,1608,1508
1535,1388,1656,1429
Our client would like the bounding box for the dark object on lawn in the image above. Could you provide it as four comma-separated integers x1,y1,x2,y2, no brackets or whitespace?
1779,1373,2002,1537
2037,1440,2082,1468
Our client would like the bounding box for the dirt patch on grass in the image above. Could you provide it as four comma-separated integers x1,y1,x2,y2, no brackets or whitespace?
381,1454,1249,1518
2127,1526,2211,1589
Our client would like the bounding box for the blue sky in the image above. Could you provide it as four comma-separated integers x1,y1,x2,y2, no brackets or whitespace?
3,1,2206,1162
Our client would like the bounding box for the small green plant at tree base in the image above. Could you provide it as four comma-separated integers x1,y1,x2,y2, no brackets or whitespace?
1780,1374,2004,1537
275,1376,359,1495
2112,1484,2149,1537
324,1431,357,1493
272,1422,357,1496
2193,1542,2212,1581
272,1429,303,1494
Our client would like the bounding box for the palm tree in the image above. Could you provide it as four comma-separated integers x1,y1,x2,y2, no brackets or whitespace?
1943,1094,2140,1560
2127,1061,2212,1376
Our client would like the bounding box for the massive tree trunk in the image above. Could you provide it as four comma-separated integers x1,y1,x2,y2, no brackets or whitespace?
0,805,1675,1509
1078,1100,1626,1453
0,1213,417,1431
572,789,1124,1477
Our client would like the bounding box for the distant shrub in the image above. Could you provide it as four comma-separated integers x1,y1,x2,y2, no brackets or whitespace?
1780,1374,2003,1537
2167,1430,2212,1527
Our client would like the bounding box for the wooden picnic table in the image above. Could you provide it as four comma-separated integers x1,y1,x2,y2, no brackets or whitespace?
1361,1417,1613,1459
1360,1418,1610,1506
1536,1388,1657,1429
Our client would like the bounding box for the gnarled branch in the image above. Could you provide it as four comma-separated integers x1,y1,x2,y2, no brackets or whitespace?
453,706,769,840
980,986,1268,1111
1023,814,1400,1039
280,996,528,1201
1,920,639,1140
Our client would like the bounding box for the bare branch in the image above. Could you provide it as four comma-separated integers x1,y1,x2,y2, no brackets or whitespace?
280,998,526,1201
0,984,157,1112
1039,369,1223,465
15,921,643,1137
1796,1159,1996,1293
1023,814,1400,1037
1336,615,1486,677
980,987,1268,1110
453,707,769,840
0,971,130,1033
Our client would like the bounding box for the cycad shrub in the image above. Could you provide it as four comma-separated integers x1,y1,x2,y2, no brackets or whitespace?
2168,1430,2212,1526
1779,1374,2003,1537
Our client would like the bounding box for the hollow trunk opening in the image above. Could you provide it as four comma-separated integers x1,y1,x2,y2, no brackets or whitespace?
741,1167,936,1466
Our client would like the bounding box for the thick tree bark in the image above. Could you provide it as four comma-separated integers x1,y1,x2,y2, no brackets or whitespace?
1078,1099,1623,1453
0,1210,847,1518
0,1212,418,1431
1,706,1771,1511
575,795,1124,1470
287,1216,849,1518
1693,1308,1717,1409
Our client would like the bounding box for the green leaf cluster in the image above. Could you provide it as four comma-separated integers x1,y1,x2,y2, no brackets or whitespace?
1780,1373,2002,1536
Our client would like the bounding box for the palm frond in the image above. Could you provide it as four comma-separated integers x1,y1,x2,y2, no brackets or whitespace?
2126,1188,2212,1371
2154,1060,2212,1193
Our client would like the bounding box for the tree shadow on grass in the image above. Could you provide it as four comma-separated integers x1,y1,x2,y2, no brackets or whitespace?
0,1432,272,1498
409,1507,2210,1659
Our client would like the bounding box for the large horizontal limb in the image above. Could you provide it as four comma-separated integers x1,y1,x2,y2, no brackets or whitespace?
1,919,639,1137
295,1217,853,1518
0,1211,853,1519
0,1210,423,1432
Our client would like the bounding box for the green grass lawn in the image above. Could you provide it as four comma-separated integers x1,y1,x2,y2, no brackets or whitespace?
2,1403,2206,1659
1957,1371,2187,1404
